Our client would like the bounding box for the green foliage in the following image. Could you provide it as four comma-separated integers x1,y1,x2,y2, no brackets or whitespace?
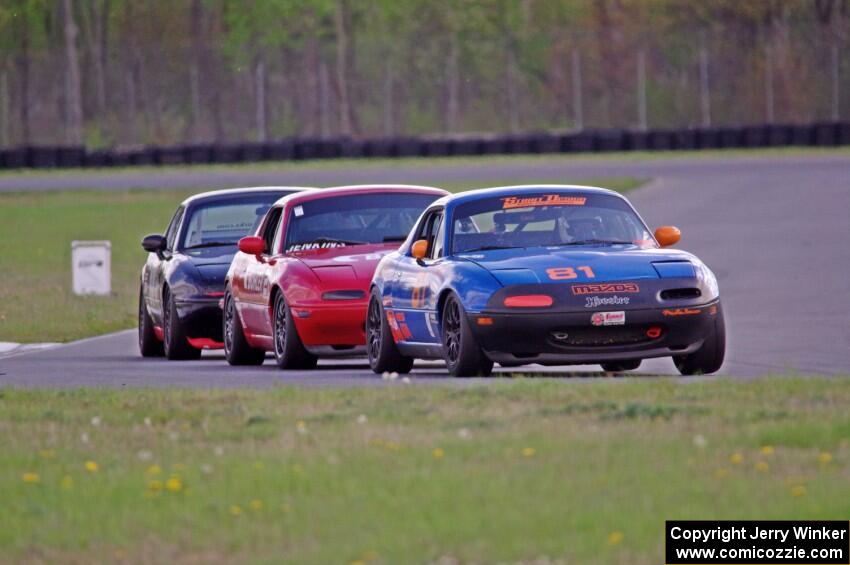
220,0,335,65
1,0,847,143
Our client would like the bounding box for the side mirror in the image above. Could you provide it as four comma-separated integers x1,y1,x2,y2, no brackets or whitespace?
142,234,166,253
654,226,681,247
411,239,428,260
238,236,266,257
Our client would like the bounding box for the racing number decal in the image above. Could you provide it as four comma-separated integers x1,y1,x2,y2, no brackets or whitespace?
410,273,430,308
411,286,427,308
546,266,595,280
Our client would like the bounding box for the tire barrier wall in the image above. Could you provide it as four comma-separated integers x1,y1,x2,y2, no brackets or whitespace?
2,122,849,170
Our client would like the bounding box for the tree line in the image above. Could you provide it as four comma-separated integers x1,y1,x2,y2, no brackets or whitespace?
0,0,848,149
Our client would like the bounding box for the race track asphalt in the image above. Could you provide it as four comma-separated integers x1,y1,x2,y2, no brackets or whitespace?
1,153,849,387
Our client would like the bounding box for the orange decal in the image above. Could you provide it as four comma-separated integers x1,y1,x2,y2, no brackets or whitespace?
501,194,586,209
411,273,430,308
662,308,701,317
547,267,576,280
386,311,404,343
572,283,639,295
708,305,718,316
547,266,595,280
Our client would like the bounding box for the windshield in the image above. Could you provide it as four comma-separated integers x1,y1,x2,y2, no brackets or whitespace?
179,194,286,249
451,192,655,254
285,192,439,252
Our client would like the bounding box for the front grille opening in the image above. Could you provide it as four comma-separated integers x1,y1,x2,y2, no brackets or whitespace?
550,326,662,347
660,288,701,300
322,290,365,300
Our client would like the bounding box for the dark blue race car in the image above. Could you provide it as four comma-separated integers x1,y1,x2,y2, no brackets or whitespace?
138,186,313,359
366,185,725,376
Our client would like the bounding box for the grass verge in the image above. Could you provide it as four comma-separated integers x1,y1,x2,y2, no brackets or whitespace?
0,177,644,343
1,377,848,563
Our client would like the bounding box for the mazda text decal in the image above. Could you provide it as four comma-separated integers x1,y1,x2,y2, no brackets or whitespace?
572,283,639,295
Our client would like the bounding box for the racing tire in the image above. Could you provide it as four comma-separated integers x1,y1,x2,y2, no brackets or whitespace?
273,292,318,370
600,359,642,372
366,289,414,374
138,284,164,357
223,289,266,366
673,303,726,376
163,289,202,360
441,293,493,377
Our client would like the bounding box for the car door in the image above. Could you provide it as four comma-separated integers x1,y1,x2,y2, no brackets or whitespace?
146,205,184,323
239,206,282,337
392,208,446,344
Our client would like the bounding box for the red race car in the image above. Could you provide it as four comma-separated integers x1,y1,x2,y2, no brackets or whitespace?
223,185,448,368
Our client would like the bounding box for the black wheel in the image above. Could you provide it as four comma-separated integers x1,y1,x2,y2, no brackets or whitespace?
441,294,493,377
162,288,202,360
366,289,414,374
223,289,265,366
272,292,317,370
601,359,642,372
138,283,163,357
674,303,726,375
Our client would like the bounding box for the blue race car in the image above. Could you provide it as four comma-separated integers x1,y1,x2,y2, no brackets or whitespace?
366,185,724,376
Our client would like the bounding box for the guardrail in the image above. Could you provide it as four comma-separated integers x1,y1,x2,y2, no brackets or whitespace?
2,122,849,169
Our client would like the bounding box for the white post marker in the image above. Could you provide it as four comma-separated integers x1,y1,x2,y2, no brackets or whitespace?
71,240,111,296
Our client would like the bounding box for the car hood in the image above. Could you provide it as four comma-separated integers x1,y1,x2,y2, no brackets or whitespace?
457,246,697,285
184,246,237,285
293,243,398,283
184,245,238,266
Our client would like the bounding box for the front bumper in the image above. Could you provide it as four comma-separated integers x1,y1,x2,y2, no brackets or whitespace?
289,301,367,347
470,300,720,365
175,297,224,344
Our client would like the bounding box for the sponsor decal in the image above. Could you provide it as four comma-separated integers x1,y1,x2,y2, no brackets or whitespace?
293,205,304,217
591,311,626,326
501,194,587,209
213,221,253,230
286,241,346,252
585,295,630,308
708,305,718,315
572,283,640,295
243,274,269,294
662,308,700,317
